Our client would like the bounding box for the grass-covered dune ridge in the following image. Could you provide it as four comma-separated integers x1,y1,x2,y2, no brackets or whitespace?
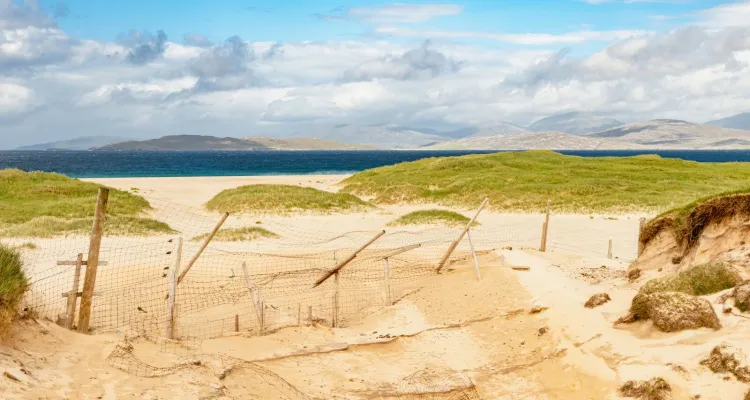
0,244,28,335
388,209,477,227
640,189,750,250
206,184,373,214
191,227,279,242
0,169,174,237
341,151,750,213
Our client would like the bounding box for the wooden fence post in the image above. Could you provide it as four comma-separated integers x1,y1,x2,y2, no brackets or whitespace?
437,198,488,273
78,188,108,334
383,258,391,306
241,262,263,330
467,228,481,281
64,253,84,329
540,200,551,252
177,212,229,285
166,237,182,338
638,217,646,256
607,238,613,259
313,230,386,288
308,305,313,324
297,304,301,327
333,272,340,328
234,314,239,332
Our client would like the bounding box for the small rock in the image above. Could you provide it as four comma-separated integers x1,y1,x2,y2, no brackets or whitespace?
627,268,642,282
529,306,548,314
585,293,612,309
733,281,750,312
538,327,548,336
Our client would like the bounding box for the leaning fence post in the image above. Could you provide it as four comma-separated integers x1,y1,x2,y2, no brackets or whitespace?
638,217,646,256
437,198,488,273
467,228,481,281
313,230,386,288
78,188,108,334
65,253,84,330
540,199,551,252
177,212,229,285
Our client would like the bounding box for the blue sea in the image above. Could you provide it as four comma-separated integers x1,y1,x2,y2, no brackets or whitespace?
1,150,750,178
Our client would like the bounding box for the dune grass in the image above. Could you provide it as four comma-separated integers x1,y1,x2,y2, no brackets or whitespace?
388,209,477,227
191,227,279,242
206,184,372,214
0,244,28,335
639,263,742,296
340,150,750,213
0,169,175,237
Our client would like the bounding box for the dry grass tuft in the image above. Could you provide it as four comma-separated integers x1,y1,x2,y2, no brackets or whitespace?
0,244,28,336
700,343,750,382
619,377,671,400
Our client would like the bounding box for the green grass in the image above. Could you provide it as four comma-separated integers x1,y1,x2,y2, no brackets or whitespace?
191,227,279,242
206,184,372,214
340,150,750,213
0,169,175,237
388,209,478,227
0,244,28,335
639,263,742,296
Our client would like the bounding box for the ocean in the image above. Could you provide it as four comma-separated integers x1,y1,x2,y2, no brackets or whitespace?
1,150,750,178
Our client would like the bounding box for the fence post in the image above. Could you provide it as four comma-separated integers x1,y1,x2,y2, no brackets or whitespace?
65,253,84,330
383,258,391,306
308,305,313,324
607,238,613,259
166,237,182,339
313,230,386,288
241,262,263,331
234,314,239,332
540,199,551,252
78,188,108,334
177,212,229,285
333,272,340,328
467,228,481,281
638,217,646,256
437,198,489,273
259,289,265,335
297,303,301,327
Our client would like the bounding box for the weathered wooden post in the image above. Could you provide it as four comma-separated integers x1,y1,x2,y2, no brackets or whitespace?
166,237,182,339
607,238,613,259
177,213,229,284
540,199,551,252
333,272,340,328
380,243,420,306
78,188,108,334
638,217,646,256
65,253,84,329
241,262,263,331
313,230,386,288
308,305,313,324
437,198,488,273
234,314,239,332
466,228,481,280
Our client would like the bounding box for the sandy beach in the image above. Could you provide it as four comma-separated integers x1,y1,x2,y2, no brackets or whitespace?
3,174,746,400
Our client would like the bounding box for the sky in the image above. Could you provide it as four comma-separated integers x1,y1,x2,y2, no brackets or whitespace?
1,0,750,148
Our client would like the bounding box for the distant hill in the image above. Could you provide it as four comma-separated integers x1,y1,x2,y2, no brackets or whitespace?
95,135,270,151
297,124,451,149
469,123,531,137
587,119,750,148
425,132,604,150
529,112,623,135
705,112,750,130
244,137,378,150
16,136,129,151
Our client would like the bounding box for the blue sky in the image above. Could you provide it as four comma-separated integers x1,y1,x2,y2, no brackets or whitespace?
1,0,750,148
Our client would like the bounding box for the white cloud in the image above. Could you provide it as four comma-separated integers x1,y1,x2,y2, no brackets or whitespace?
699,0,750,28
348,3,462,23
0,81,35,116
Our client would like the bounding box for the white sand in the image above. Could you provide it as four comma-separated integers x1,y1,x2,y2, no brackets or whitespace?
5,174,740,399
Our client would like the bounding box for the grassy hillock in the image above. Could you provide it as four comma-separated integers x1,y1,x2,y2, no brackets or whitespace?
0,169,174,237
388,209,477,227
0,244,28,334
639,263,742,296
206,184,372,214
191,227,279,242
340,151,750,213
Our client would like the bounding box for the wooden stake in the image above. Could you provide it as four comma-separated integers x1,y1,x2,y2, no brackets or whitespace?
333,272,340,328
313,230,386,287
259,297,265,335
540,200,551,252
383,258,391,306
467,228,481,281
241,262,263,329
234,314,239,332
297,304,301,327
437,198,488,273
78,188,108,334
166,270,176,338
64,253,83,330
177,212,229,285
638,217,646,256
173,237,183,278
308,305,313,324
607,238,613,259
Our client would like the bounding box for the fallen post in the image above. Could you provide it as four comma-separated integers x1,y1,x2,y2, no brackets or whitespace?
177,212,229,285
313,230,386,288
436,198,488,273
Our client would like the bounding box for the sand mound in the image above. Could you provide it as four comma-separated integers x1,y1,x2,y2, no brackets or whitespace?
619,377,671,400
700,343,750,382
584,293,611,308
627,292,721,332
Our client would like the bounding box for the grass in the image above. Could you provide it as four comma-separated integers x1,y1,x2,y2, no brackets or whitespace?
640,188,750,250
0,169,175,237
191,227,279,242
388,209,478,227
206,184,372,214
639,263,742,296
0,244,28,335
340,150,750,213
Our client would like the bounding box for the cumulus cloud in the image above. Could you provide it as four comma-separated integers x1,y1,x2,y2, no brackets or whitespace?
123,30,168,65
343,40,460,81
183,33,212,47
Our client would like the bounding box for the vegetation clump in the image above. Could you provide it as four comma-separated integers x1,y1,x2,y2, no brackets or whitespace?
341,150,750,213
700,343,750,382
388,209,477,227
638,263,742,297
629,292,721,332
206,184,372,214
191,227,279,242
0,245,28,335
0,169,174,237
619,377,671,400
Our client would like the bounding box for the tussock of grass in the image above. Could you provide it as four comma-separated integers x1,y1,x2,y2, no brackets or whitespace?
640,189,750,251
206,184,372,214
0,245,28,335
0,169,174,237
619,377,671,400
639,263,742,296
191,227,279,242
16,242,37,250
388,209,477,227
340,150,750,213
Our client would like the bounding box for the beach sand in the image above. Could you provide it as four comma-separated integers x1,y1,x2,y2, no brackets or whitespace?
3,174,744,399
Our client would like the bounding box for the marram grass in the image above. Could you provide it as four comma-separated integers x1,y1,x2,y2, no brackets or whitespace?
206,184,372,214
388,209,478,227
